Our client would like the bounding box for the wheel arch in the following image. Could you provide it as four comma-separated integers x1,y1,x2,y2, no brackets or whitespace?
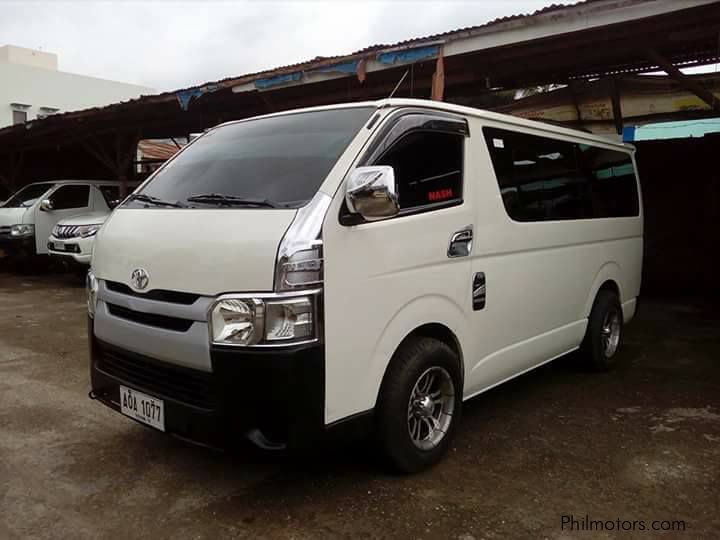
366,295,467,412
583,262,624,318
396,323,464,378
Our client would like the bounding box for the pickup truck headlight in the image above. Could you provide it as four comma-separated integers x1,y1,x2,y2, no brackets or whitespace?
10,224,34,237
209,293,317,346
77,224,102,238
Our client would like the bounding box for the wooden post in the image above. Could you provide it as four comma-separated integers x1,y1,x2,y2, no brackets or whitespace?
431,48,445,101
610,78,624,136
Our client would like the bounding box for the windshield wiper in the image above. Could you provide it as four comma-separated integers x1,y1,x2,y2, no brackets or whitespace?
186,193,285,208
129,193,185,208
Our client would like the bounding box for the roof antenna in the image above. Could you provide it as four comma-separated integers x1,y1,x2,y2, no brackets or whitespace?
387,69,409,100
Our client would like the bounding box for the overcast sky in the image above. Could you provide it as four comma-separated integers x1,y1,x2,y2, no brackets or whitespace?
0,0,573,92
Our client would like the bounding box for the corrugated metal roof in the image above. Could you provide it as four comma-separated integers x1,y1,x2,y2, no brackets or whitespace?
208,0,604,88
0,0,605,134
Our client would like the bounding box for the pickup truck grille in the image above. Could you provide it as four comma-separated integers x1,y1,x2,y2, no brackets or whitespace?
53,225,80,239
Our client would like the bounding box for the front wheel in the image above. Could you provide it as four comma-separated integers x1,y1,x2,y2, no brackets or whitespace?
581,289,623,371
375,337,462,473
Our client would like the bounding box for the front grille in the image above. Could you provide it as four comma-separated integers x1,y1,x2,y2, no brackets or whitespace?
0,226,11,236
96,342,214,409
107,303,194,332
106,280,201,305
53,225,80,239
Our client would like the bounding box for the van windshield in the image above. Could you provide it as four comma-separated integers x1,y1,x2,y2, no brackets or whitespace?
3,183,54,208
125,107,375,209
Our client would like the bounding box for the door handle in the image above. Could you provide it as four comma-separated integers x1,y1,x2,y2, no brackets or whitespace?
447,225,473,258
472,272,486,311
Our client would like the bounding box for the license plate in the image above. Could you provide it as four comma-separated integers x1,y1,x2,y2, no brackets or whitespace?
119,385,165,431
54,241,65,251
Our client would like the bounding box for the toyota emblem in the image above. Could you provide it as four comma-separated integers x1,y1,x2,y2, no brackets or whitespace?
131,268,150,290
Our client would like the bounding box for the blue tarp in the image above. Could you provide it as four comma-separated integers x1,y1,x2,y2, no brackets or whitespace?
175,84,220,111
376,45,439,66
255,72,302,90
310,60,359,75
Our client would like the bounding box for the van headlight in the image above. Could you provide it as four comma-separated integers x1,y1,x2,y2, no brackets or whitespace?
265,297,314,341
86,271,99,318
10,224,34,237
210,298,264,346
209,294,317,346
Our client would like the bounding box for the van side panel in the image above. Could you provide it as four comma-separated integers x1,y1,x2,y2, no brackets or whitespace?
321,137,478,425
463,120,643,397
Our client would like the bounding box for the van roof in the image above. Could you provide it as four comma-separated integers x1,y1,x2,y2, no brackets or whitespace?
218,98,633,152
378,99,634,151
25,179,134,187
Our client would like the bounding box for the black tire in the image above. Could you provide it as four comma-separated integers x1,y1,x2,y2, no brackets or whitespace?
375,336,462,473
580,289,623,371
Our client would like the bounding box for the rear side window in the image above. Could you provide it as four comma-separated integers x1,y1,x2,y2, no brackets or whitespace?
50,185,90,210
375,131,463,210
577,144,640,218
483,127,639,221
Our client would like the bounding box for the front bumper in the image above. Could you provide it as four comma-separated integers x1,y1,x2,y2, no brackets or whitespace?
0,233,35,257
48,235,93,265
89,319,328,450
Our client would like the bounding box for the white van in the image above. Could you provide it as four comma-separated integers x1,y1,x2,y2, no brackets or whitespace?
87,99,642,472
0,180,126,264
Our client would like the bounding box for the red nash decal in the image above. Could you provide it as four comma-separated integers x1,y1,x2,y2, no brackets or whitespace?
428,188,453,202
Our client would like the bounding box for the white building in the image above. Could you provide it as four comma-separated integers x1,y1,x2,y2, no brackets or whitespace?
0,45,154,128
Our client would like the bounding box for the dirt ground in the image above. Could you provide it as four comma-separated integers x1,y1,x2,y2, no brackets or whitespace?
0,271,718,539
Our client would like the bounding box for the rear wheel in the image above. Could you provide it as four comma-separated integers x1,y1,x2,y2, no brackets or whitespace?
581,289,623,371
375,337,462,473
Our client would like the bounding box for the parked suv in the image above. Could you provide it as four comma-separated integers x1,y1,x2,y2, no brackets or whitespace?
87,99,643,472
48,183,135,268
0,180,127,265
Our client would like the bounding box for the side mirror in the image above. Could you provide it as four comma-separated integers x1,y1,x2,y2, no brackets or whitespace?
345,166,399,221
40,199,54,212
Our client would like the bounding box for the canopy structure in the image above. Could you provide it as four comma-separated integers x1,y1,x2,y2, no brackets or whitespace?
0,0,719,191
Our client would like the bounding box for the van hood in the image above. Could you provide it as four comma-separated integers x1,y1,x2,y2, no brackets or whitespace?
0,208,29,228
92,208,296,296
58,211,110,227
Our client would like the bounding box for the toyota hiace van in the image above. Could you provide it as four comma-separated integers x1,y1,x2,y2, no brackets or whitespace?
87,99,642,472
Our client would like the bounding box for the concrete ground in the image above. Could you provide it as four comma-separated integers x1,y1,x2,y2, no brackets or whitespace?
0,271,718,540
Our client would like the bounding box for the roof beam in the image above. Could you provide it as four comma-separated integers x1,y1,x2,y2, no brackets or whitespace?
646,48,719,110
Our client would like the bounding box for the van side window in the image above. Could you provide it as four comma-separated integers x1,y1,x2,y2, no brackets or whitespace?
483,127,639,221
374,131,463,211
577,144,640,218
50,185,90,210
